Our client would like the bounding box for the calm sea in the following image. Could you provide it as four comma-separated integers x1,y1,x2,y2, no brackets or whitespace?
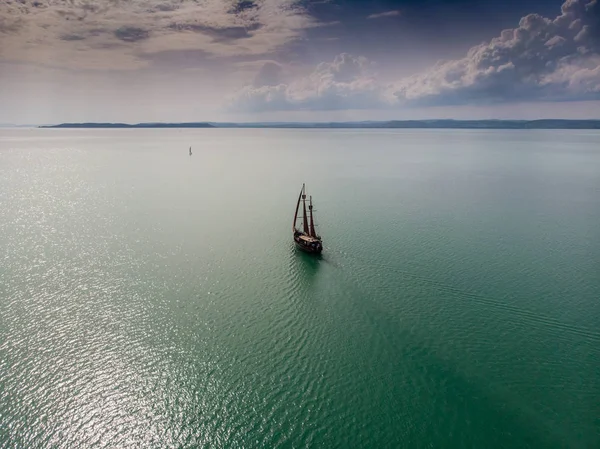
1,128,599,448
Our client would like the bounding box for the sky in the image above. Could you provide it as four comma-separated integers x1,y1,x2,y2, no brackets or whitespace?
0,0,599,124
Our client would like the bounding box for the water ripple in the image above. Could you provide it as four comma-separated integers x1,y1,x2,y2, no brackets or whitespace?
2,130,599,448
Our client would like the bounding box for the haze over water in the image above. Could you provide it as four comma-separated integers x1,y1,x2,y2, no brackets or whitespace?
1,128,599,448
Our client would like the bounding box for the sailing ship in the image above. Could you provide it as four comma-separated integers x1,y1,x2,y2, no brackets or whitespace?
293,184,323,254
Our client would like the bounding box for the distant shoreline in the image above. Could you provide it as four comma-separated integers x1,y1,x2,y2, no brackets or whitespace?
38,119,600,129
39,122,216,129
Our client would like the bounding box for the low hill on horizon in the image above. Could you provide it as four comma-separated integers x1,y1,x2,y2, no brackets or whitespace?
40,122,215,129
39,119,600,129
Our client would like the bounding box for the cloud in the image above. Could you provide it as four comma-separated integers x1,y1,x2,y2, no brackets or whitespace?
367,10,401,20
0,0,319,70
228,53,394,111
393,0,600,105
60,33,87,42
252,61,285,86
114,26,150,43
231,0,600,112
167,23,262,43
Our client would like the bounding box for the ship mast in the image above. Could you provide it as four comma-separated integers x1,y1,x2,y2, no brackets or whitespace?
293,184,304,232
309,196,316,237
302,187,309,234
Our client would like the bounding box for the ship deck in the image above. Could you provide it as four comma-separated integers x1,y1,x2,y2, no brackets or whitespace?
296,234,321,243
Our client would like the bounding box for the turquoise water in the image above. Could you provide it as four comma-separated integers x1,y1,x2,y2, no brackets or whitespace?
1,128,599,448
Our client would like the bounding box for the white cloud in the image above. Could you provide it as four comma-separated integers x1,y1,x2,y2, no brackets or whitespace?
251,61,285,86
0,0,318,70
393,0,600,105
230,0,600,112
228,53,395,111
367,10,401,20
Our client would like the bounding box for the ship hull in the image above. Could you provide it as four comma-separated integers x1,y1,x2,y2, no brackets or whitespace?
294,236,323,254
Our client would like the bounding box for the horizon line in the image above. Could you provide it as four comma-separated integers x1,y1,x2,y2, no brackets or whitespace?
2,118,600,129
27,119,600,130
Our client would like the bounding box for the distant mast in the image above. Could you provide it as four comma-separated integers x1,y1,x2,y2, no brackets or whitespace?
189,146,192,156
309,196,316,237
